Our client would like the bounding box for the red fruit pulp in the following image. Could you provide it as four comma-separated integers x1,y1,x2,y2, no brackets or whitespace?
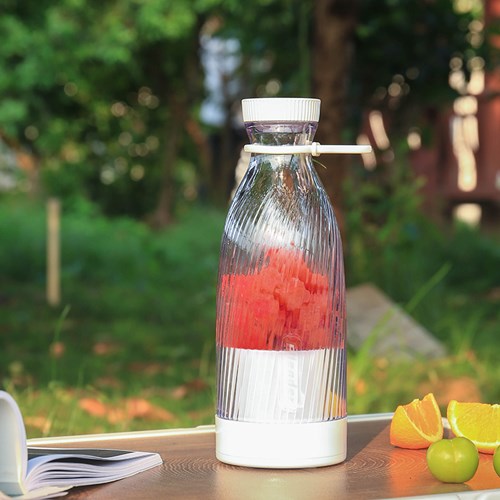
218,248,341,350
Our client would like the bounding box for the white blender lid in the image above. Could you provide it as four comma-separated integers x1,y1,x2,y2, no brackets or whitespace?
242,97,320,123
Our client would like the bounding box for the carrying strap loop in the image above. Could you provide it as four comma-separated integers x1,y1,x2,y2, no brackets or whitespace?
243,142,372,156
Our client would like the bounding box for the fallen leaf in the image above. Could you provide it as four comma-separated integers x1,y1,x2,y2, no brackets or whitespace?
93,341,121,356
171,378,209,400
107,407,127,424
49,341,65,358
25,416,52,435
171,385,188,400
79,398,108,417
79,395,176,424
125,398,175,422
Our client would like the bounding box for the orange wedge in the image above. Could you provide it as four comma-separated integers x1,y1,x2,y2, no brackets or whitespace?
447,400,500,454
390,393,443,449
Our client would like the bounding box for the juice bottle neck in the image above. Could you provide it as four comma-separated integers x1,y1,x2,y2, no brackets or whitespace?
245,122,318,146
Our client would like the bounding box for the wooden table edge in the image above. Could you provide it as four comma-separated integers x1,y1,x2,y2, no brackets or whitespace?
27,412,395,446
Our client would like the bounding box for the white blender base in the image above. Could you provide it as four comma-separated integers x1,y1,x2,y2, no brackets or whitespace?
215,416,347,468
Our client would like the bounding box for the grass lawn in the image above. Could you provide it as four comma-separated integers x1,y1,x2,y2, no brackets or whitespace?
1,197,499,438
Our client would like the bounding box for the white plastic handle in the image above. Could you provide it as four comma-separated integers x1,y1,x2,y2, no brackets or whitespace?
243,142,372,156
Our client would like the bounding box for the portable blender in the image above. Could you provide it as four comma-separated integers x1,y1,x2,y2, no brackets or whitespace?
215,97,369,468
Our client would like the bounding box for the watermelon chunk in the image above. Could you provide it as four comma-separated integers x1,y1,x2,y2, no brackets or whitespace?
217,247,342,350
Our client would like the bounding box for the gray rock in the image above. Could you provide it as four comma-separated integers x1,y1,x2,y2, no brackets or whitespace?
346,283,447,360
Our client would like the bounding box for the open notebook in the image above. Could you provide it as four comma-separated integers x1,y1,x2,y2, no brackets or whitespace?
0,391,162,499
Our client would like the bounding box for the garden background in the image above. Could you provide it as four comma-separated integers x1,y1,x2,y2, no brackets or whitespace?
1,0,499,438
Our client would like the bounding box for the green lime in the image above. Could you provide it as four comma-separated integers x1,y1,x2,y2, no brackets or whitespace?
426,437,479,483
494,446,500,477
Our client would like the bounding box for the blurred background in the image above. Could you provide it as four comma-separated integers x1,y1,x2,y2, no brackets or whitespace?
0,0,499,437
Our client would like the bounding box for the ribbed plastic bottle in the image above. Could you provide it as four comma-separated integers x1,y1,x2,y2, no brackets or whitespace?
215,97,347,468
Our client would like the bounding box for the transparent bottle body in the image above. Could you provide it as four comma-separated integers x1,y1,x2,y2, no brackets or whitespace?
216,121,346,424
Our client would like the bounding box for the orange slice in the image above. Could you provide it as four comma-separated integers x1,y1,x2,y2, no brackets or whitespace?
447,400,500,454
390,393,443,449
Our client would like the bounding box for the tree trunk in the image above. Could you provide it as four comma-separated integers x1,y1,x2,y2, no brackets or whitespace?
150,95,186,229
148,31,202,229
312,0,358,234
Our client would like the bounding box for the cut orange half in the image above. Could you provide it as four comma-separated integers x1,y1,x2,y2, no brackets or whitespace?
390,393,443,449
447,400,500,454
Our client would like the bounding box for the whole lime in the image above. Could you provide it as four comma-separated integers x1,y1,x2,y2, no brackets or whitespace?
426,437,479,483
494,446,500,477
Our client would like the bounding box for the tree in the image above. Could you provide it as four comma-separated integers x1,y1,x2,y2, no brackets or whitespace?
352,0,481,125
0,0,483,225
0,0,224,223
312,0,358,232
311,0,481,229
208,0,481,223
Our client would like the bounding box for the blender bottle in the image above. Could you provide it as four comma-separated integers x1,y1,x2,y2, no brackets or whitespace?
215,97,366,468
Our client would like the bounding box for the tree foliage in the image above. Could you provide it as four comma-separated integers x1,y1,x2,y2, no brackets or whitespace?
1,0,223,219
353,0,483,133
0,0,484,220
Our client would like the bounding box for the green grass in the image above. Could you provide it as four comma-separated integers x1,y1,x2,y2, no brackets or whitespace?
1,194,499,438
1,198,222,436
